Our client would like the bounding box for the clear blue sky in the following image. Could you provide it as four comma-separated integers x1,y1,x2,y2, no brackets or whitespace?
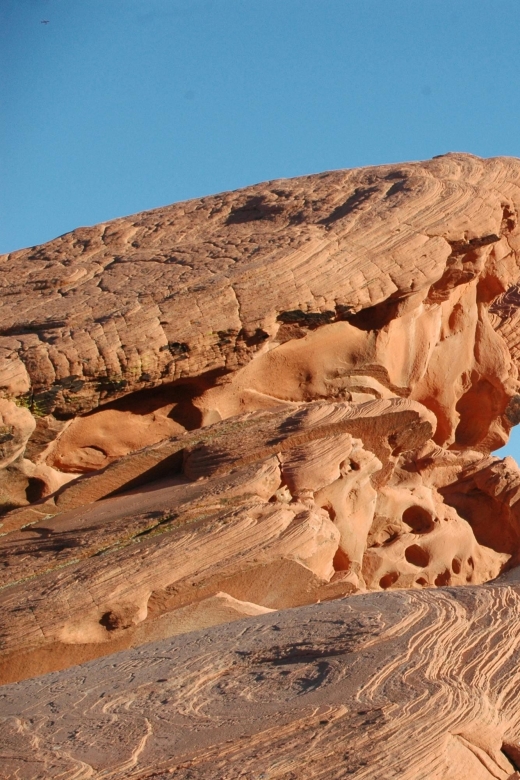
3,0,520,458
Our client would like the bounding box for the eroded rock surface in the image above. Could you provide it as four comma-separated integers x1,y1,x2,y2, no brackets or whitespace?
4,584,520,780
1,152,520,461
3,153,520,776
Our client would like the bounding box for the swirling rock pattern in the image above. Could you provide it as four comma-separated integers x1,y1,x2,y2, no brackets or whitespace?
0,152,519,466
3,582,520,779
3,153,520,776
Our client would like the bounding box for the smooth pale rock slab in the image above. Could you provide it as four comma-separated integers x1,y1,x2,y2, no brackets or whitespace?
2,584,520,779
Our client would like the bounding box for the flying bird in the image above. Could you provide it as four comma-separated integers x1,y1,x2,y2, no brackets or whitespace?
40,20,50,24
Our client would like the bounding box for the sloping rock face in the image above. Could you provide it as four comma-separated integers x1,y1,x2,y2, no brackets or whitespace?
3,153,520,777
4,583,520,780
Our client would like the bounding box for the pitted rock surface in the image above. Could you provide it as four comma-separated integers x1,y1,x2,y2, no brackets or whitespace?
3,153,520,777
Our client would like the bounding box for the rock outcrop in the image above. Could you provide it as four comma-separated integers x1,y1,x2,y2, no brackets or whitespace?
4,581,520,780
3,152,520,777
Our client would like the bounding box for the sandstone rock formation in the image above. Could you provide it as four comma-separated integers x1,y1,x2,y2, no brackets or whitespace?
4,582,520,780
3,152,520,777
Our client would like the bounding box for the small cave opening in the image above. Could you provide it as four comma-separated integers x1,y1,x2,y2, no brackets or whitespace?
434,569,451,587
404,544,429,568
343,296,402,332
99,611,120,631
25,477,47,504
454,378,499,449
332,547,350,572
81,366,231,433
502,740,520,771
379,571,399,589
99,608,137,632
402,506,435,534
42,367,232,476
93,377,206,432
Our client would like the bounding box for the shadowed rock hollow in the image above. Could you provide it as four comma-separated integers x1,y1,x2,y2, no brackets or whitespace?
3,153,520,778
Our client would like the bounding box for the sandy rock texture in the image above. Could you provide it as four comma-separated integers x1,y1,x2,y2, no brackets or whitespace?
0,152,519,463
4,582,520,780
3,152,520,776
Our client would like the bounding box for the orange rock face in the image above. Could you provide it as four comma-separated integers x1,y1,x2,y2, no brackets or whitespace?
3,153,520,777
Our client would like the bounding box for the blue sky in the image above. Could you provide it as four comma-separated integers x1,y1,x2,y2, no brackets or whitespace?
2,0,520,458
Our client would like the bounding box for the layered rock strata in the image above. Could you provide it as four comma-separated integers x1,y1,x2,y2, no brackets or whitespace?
4,580,520,780
2,153,520,776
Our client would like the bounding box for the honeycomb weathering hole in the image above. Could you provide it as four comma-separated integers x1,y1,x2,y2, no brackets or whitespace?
434,569,451,587
404,544,430,568
402,506,435,534
379,572,399,589
333,547,351,572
